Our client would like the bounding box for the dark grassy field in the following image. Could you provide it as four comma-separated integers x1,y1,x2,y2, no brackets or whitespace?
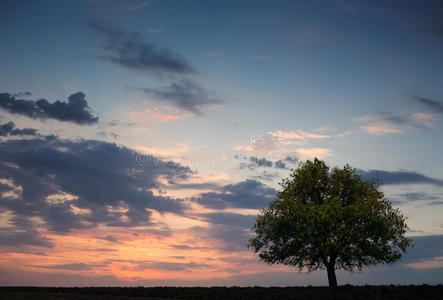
1,286,443,300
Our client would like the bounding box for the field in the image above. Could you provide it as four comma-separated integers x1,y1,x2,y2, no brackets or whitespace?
1,286,443,300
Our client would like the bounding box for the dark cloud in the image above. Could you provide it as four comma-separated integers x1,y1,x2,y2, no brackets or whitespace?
400,235,443,264
0,229,54,248
95,248,117,252
199,212,255,228
429,201,443,205
134,261,211,271
170,244,193,250
11,92,32,98
0,137,191,238
251,170,280,182
390,192,441,206
189,224,252,252
192,179,276,209
87,21,195,76
399,192,440,202
190,212,256,253
0,92,98,125
87,22,221,115
402,192,440,201
239,156,275,170
167,182,221,190
241,156,293,170
414,95,443,114
97,235,118,243
0,121,38,136
30,263,108,271
284,155,298,164
107,258,211,271
274,160,286,169
373,112,431,129
249,156,273,167
136,80,222,115
358,169,443,186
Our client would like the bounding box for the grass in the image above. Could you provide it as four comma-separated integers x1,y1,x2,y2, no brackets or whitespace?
1,286,443,300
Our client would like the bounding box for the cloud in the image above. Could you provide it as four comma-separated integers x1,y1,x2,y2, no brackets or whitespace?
240,156,287,170
87,21,195,76
251,170,280,182
390,192,441,205
358,169,443,186
249,156,273,167
2,236,443,285
170,244,194,250
333,0,388,16
400,235,443,265
192,179,277,209
239,156,273,170
97,235,118,243
234,130,339,155
198,212,255,228
234,135,281,153
126,0,152,11
284,155,298,164
0,122,38,136
250,55,270,60
0,92,98,125
399,192,440,202
133,261,211,271
354,112,433,135
29,263,108,271
0,228,54,248
189,224,252,252
11,91,32,98
414,96,443,114
268,129,332,145
274,160,286,169
0,136,192,236
295,148,333,160
148,28,162,34
135,79,222,115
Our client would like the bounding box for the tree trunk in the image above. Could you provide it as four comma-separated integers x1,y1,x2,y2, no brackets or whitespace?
326,263,337,288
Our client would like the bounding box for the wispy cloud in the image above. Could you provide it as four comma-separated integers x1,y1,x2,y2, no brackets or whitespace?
250,55,270,60
126,0,152,11
358,169,443,186
135,80,222,115
414,95,443,114
148,28,162,34
268,129,332,145
354,112,433,135
29,262,108,271
87,21,195,76
295,147,333,160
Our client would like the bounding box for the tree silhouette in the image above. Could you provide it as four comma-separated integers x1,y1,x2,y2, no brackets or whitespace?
248,158,412,287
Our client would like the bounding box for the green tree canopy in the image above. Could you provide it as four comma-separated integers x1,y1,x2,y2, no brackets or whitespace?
248,158,412,287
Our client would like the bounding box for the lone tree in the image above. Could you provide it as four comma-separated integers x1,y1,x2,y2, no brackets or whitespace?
248,158,412,287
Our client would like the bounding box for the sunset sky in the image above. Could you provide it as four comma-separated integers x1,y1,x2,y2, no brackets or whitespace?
1,0,443,286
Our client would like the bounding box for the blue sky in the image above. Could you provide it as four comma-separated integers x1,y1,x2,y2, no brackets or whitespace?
0,0,442,286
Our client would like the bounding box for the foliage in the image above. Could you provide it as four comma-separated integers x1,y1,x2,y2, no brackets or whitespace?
248,158,412,287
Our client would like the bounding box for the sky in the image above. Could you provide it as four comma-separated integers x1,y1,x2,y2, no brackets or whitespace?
0,0,443,286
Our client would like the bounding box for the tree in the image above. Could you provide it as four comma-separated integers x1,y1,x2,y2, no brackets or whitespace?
248,158,412,287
